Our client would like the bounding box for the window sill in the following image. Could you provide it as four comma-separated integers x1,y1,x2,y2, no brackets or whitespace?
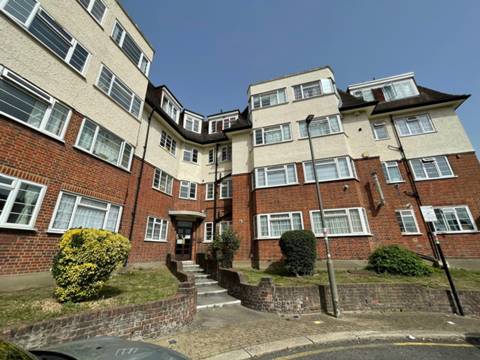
414,175,458,182
374,137,390,141
250,101,289,112
182,160,200,166
386,180,406,184
435,231,479,235
203,240,213,243
0,225,38,232
73,145,131,173
314,233,373,238
298,132,345,141
254,182,299,190
47,229,66,234
178,197,197,201
219,197,233,200
292,92,335,103
93,85,142,122
254,139,294,148
159,146,177,159
152,187,173,197
303,177,358,185
401,232,423,236
144,239,168,243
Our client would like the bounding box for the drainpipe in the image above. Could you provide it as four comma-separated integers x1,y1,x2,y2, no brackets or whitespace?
212,143,219,240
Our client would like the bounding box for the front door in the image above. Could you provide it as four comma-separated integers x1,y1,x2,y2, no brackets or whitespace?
175,221,193,260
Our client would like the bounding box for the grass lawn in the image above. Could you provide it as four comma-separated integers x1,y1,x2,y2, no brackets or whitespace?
235,265,480,290
0,267,178,329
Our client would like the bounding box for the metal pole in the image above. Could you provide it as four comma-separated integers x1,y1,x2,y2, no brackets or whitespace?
305,114,340,318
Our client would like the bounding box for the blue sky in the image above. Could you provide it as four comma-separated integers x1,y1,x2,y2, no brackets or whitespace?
120,0,479,153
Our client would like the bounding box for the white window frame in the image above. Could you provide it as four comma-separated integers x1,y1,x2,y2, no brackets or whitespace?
372,122,389,140
395,209,421,235
78,0,107,25
0,65,72,140
204,222,214,242
219,144,232,162
293,80,322,100
179,181,197,200
394,114,435,137
161,92,181,123
409,156,454,181
184,113,202,134
0,172,47,230
382,161,403,183
254,164,298,189
220,178,232,199
219,221,232,235
253,123,292,146
152,168,173,195
255,211,304,239
208,116,237,134
207,148,215,164
251,88,287,110
309,208,370,237
75,118,133,171
48,191,122,233
183,145,199,164
432,206,477,234
144,216,168,242
298,115,343,139
159,130,177,156
205,183,214,200
303,156,356,183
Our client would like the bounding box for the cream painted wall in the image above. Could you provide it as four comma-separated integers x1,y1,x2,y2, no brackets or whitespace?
0,0,153,145
231,132,252,175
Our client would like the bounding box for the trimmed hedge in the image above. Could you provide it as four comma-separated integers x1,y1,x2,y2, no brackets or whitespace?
368,245,432,276
211,228,240,268
279,230,317,275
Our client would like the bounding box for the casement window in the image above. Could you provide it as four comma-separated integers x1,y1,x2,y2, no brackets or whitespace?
220,221,232,234
0,173,46,230
219,144,232,162
183,146,198,163
1,1,91,74
205,183,214,200
78,0,107,25
293,78,334,100
396,209,420,234
352,79,418,102
145,216,168,242
208,116,236,134
255,212,303,239
352,89,374,102
395,114,435,137
220,178,232,199
432,206,477,233
184,114,202,133
382,161,403,183
49,192,122,232
310,208,370,236
153,168,173,195
161,94,180,123
303,156,356,183
251,88,287,110
409,156,453,180
97,65,142,118
208,148,215,164
159,130,177,156
179,181,197,200
372,122,389,140
0,66,71,139
298,115,342,138
76,118,133,171
254,164,297,188
111,21,150,75
204,222,214,242
253,123,291,146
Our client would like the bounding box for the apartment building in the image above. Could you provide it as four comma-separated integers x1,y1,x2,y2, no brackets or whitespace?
1,1,479,276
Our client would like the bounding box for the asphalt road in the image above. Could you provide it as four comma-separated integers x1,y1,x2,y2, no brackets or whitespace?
257,339,480,360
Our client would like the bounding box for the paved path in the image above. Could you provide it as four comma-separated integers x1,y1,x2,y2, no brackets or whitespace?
149,305,480,359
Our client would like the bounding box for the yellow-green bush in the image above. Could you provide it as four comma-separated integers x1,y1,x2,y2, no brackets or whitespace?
52,229,131,303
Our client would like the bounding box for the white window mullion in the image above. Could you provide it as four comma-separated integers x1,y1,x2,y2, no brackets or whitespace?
68,196,82,229
24,2,41,28
0,180,19,224
103,203,112,229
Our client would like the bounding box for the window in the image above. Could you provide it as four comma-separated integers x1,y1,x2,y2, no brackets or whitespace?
204,222,213,242
145,216,168,242
111,21,150,75
179,181,197,200
208,148,215,164
161,94,180,123
219,144,232,162
184,114,202,133
298,115,342,138
220,178,232,199
205,183,214,200
153,168,173,195
372,122,389,140
208,116,237,134
50,192,121,232
97,65,142,118
310,208,369,236
432,206,476,233
255,164,297,188
303,157,356,183
395,114,435,137
352,89,374,102
251,88,287,109
78,0,107,24
253,123,291,146
0,173,46,230
382,161,403,183
351,79,418,102
410,156,453,180
0,66,71,139
183,146,198,163
1,1,91,74
396,210,420,234
160,130,177,156
255,212,303,239
293,78,334,100
220,221,232,234
76,119,133,170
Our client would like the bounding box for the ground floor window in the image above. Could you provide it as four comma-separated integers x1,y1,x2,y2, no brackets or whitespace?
145,216,168,242
395,209,420,234
204,222,214,242
179,181,197,199
310,208,369,236
255,211,303,239
432,206,476,233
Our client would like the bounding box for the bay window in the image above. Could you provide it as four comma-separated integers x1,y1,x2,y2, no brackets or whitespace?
251,88,286,109
303,156,356,183
153,168,173,195
298,115,342,138
111,21,150,75
254,164,297,188
255,212,303,239
179,181,197,200
310,208,370,236
432,206,476,233
160,130,177,156
183,146,198,163
253,123,291,146
395,209,420,234
395,114,435,137
409,156,453,180
145,216,168,242
382,161,403,183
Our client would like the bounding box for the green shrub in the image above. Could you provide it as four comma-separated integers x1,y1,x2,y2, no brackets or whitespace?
211,228,240,268
279,230,317,276
367,245,432,276
52,228,131,302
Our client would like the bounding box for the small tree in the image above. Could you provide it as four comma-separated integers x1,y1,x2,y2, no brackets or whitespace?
211,228,240,268
52,228,131,302
279,230,317,276
368,245,432,276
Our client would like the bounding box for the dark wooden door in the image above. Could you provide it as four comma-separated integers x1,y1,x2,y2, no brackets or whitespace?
175,221,193,260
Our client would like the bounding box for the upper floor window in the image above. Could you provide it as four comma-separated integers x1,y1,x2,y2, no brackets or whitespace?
97,65,142,118
220,178,232,199
395,114,434,137
253,123,291,146
184,114,202,133
255,211,303,239
299,115,342,138
208,116,236,134
433,206,476,233
111,21,150,75
372,122,389,140
1,0,91,74
78,0,107,25
0,66,71,140
183,145,198,163
410,156,453,180
251,88,286,110
382,161,403,183
145,216,168,242
76,118,133,171
396,209,420,234
310,208,370,237
293,78,334,100
303,156,356,183
160,130,176,156
208,148,215,164
219,144,232,162
153,168,173,195
352,79,418,102
255,164,297,189
205,183,214,200
0,172,46,230
179,181,197,200
161,94,180,123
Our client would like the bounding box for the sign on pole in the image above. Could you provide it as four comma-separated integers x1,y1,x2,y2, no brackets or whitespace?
420,206,437,222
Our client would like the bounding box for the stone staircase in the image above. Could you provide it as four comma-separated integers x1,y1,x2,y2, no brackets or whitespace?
182,261,241,310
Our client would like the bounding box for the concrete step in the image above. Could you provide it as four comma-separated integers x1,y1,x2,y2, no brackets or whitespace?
184,268,204,273
197,284,228,296
182,260,195,265
197,293,241,309
195,278,218,286
183,264,200,270
194,273,209,278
